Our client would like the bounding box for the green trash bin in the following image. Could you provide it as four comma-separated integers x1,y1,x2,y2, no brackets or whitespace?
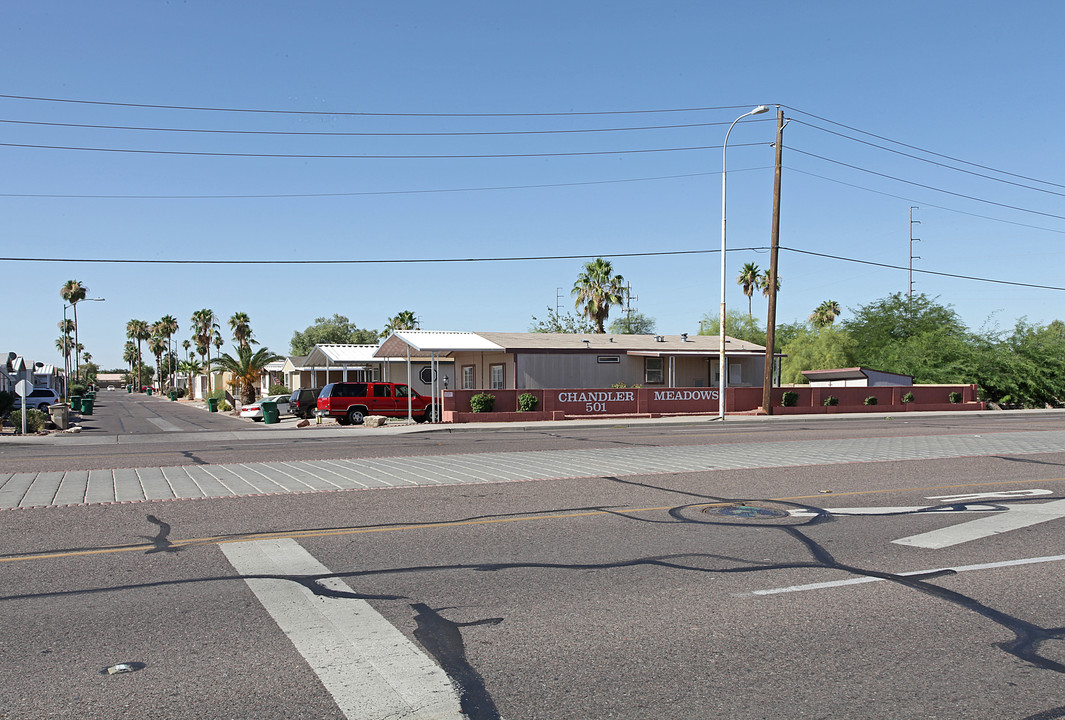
207,397,219,413
169,390,177,401
146,387,153,396
127,384,132,393
70,395,82,413
260,400,279,425
81,397,94,415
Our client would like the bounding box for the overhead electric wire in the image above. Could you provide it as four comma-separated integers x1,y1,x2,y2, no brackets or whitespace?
1,245,1062,292
787,166,1065,236
0,167,772,199
783,104,1065,191
789,146,1065,221
0,93,757,118
0,140,767,159
789,118,1065,200
0,116,770,136
780,247,1065,291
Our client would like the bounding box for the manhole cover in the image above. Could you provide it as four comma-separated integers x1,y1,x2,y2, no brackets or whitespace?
671,501,819,526
708,504,790,519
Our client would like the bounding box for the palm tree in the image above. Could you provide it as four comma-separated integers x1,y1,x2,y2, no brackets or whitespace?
123,341,137,380
149,334,167,391
210,345,283,405
229,312,256,349
60,280,87,381
182,339,192,362
179,358,202,392
55,335,72,373
57,318,75,374
383,310,419,335
126,319,150,390
571,258,625,334
191,309,219,393
758,271,782,298
156,315,179,389
736,263,761,318
809,300,842,329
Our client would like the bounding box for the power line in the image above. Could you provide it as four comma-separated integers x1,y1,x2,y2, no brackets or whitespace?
2,245,1062,291
787,166,1065,236
789,118,1065,199
780,247,1065,291
0,116,767,136
0,167,771,200
789,146,1065,221
0,140,768,160
0,93,757,118
783,104,1065,191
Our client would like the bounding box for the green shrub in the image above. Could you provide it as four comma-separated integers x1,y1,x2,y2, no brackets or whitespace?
218,400,231,412
902,392,915,403
518,393,539,412
470,393,495,413
70,383,88,397
269,383,290,396
781,391,798,407
823,395,838,406
864,396,878,406
948,391,962,404
9,409,48,434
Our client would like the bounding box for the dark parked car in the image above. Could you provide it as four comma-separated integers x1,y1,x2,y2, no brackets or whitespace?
289,387,323,419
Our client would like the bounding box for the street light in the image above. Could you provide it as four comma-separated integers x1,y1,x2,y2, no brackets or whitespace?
719,105,769,421
63,297,105,386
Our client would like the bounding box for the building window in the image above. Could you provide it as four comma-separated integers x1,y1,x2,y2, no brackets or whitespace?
462,365,475,390
490,364,505,390
644,357,664,384
597,355,621,364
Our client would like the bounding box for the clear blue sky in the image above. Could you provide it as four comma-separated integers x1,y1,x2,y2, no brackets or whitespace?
4,1,1064,371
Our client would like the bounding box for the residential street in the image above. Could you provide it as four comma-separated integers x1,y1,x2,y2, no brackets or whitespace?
2,395,1064,719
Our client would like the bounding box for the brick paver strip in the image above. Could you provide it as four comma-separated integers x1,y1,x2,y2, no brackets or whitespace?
4,430,1064,509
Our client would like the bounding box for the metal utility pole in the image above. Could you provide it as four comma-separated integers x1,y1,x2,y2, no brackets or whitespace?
624,282,638,327
909,207,921,316
762,107,785,415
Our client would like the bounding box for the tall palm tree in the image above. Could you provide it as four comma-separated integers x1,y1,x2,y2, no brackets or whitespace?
736,262,761,318
383,310,419,335
191,309,219,393
55,335,72,373
156,315,179,389
758,271,782,298
210,345,283,405
57,318,75,374
229,312,256,349
809,300,842,329
123,341,137,379
182,339,191,362
149,334,167,391
571,258,625,334
60,280,87,381
126,319,150,390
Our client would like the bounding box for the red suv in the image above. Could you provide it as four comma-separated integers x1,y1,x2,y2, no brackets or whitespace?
315,382,436,425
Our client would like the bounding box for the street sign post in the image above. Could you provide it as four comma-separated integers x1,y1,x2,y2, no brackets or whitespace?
15,379,29,435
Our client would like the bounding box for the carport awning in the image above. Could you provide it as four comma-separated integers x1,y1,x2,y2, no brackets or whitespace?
305,344,403,367
375,331,504,358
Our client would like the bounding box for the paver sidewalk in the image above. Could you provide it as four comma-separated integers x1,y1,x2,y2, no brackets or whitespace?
3,429,1064,510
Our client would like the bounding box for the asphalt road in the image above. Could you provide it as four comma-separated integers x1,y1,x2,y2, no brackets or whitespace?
2,395,1064,719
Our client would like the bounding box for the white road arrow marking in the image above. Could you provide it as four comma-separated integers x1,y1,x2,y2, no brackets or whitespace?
893,498,1065,549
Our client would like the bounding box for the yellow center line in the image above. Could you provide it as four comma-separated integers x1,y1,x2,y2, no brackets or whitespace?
3,476,1062,564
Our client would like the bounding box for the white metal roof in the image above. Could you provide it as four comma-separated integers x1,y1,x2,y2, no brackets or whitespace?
375,331,505,358
304,344,392,366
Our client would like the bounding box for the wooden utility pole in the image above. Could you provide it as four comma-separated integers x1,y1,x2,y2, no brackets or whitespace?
762,107,785,414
